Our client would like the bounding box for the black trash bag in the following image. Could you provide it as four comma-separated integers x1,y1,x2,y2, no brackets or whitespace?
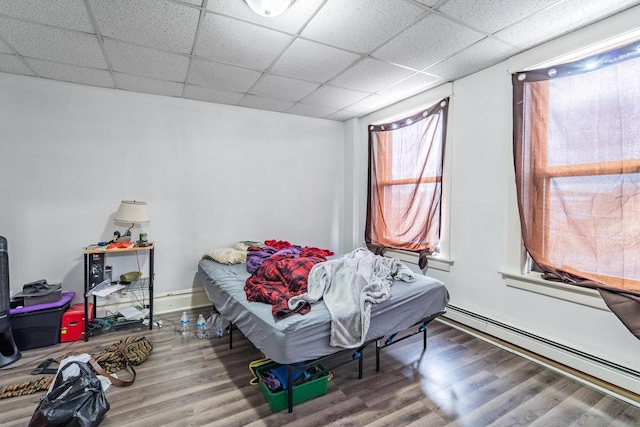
28,360,110,427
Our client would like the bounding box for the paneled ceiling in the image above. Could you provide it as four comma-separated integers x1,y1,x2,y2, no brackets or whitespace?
0,0,638,121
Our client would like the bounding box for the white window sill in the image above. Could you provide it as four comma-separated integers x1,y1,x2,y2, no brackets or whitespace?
499,270,609,311
384,249,453,272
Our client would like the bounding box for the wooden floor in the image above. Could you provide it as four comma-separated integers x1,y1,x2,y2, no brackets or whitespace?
1,311,639,427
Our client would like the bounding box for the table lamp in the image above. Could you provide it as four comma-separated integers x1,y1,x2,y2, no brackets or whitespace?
113,200,150,244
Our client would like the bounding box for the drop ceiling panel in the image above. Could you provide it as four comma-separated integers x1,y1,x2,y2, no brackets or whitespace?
414,0,440,6
271,38,361,83
494,0,640,50
439,0,560,34
424,38,519,81
104,38,189,82
114,73,184,97
300,85,370,110
195,13,292,70
327,110,360,121
239,94,295,112
0,17,107,69
0,53,34,76
188,58,261,92
0,0,635,121
346,93,396,115
183,84,243,105
0,39,13,54
0,0,94,32
300,0,426,53
373,14,485,70
376,72,441,100
250,74,320,102
287,103,338,119
25,58,114,88
330,58,414,93
90,0,199,54
205,0,326,34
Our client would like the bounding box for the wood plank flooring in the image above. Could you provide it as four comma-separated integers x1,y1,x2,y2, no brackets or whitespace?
1,311,639,427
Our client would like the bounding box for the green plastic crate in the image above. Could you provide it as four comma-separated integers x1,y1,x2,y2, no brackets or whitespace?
256,363,329,412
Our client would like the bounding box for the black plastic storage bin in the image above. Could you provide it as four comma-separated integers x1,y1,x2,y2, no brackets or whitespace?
10,292,73,350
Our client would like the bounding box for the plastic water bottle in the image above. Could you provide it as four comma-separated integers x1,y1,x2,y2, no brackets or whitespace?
196,314,206,339
180,311,190,336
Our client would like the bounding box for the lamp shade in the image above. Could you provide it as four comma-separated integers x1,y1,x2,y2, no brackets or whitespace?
245,0,293,17
114,200,150,224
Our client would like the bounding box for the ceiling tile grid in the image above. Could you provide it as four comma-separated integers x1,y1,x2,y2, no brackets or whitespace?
249,74,320,102
89,0,200,54
344,93,397,115
269,38,361,82
239,94,295,112
286,102,337,119
25,58,114,88
183,84,244,105
300,0,427,53
423,37,520,82
494,0,640,49
0,38,14,54
104,38,190,82
372,14,486,71
0,52,34,76
438,0,561,35
300,85,370,110
0,0,638,121
329,58,416,93
0,16,107,69
376,71,442,101
195,13,293,70
188,58,262,92
0,0,95,33
114,73,184,97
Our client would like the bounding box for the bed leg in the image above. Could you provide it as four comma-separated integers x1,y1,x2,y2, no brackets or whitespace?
423,324,427,351
287,365,293,413
358,352,363,379
229,321,233,349
376,340,381,372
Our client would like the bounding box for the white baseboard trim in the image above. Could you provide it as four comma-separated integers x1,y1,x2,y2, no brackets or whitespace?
442,305,640,406
95,287,211,318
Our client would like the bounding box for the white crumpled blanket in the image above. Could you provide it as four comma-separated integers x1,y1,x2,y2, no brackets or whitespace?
288,247,415,348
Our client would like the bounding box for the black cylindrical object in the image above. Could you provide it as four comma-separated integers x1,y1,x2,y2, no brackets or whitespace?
0,236,9,316
0,235,21,367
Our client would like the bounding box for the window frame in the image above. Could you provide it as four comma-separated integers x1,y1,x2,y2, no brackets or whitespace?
357,83,454,272
502,16,640,308
367,98,453,271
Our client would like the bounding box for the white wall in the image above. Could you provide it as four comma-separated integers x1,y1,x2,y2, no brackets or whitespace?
0,74,344,303
345,6,640,389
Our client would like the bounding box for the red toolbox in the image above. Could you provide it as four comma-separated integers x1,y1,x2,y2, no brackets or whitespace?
60,303,93,342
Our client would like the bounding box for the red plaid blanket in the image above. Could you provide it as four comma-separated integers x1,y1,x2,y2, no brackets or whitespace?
245,256,325,319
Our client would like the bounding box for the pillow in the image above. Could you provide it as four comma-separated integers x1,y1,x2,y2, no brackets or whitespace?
234,240,264,251
203,248,247,264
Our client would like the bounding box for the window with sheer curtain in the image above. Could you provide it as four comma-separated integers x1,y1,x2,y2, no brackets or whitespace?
512,40,640,337
365,99,448,269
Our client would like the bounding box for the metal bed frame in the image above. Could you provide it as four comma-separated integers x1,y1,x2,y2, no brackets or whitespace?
226,309,446,413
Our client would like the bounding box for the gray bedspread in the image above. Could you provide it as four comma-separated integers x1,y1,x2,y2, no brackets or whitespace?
197,256,449,364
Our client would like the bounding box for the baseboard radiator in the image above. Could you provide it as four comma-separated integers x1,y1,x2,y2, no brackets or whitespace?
441,304,640,400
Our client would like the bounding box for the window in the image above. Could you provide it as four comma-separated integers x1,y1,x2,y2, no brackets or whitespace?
512,41,640,294
365,99,449,269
